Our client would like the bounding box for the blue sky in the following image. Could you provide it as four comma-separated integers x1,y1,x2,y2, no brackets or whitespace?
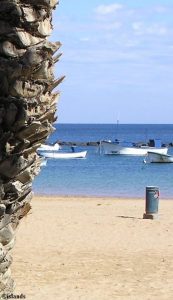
51,0,173,123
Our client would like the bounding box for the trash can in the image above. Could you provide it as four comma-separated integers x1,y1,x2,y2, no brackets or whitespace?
143,186,159,219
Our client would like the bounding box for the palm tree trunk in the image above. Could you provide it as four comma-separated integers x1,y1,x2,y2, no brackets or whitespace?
0,0,63,296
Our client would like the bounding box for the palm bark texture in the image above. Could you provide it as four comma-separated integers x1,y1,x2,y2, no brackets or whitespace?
0,0,63,296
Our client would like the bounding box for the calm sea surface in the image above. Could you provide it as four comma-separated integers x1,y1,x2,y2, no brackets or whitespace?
33,124,173,198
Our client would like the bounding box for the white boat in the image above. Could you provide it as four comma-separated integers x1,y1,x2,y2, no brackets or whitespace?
100,140,168,156
38,143,61,151
144,151,173,163
38,142,87,159
40,150,87,159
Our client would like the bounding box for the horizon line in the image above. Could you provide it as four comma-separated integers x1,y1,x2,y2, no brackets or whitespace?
55,122,173,125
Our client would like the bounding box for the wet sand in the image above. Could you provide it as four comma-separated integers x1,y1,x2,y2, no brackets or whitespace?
12,196,173,300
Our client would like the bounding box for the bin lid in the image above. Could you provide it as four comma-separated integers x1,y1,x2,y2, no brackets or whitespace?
146,186,159,190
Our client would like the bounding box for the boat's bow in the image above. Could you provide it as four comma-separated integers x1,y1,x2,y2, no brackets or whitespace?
145,151,173,163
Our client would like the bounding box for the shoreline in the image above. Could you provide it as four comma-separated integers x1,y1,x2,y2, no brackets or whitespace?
34,194,144,200
33,193,172,201
12,195,173,299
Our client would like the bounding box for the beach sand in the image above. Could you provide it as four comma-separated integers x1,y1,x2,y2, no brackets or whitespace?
11,196,173,300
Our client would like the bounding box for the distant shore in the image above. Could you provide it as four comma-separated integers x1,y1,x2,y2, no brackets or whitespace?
12,195,173,300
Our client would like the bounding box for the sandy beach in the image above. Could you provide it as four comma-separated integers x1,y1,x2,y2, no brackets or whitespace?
11,196,173,300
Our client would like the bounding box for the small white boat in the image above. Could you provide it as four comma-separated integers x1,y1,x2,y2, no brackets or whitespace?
144,151,173,163
40,150,87,159
38,143,61,151
100,140,168,156
38,142,87,159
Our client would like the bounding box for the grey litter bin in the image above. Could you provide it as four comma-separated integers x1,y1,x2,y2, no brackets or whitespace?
143,186,159,219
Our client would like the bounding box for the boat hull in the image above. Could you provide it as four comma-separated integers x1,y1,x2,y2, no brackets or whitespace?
146,152,173,163
40,150,87,159
101,141,168,156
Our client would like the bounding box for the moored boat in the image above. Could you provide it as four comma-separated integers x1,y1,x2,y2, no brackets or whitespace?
144,151,173,163
100,139,168,156
38,142,87,159
38,143,61,151
40,150,87,159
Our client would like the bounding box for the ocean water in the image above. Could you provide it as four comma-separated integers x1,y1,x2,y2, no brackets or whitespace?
33,124,173,198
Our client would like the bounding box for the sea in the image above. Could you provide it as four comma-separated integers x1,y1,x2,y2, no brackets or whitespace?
33,124,173,199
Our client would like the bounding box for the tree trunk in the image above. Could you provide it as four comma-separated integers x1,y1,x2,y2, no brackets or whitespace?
0,0,63,296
